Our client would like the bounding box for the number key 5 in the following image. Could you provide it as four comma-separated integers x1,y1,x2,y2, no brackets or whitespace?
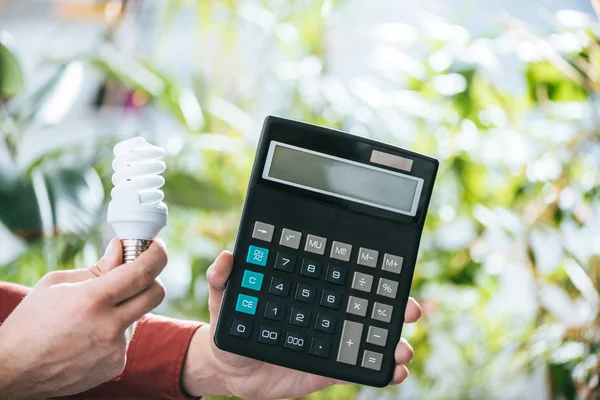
294,283,317,303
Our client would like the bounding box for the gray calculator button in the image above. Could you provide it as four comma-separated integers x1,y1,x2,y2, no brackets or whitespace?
357,248,378,268
346,295,368,317
366,326,388,346
361,350,383,371
330,241,352,261
305,234,327,255
376,278,398,299
252,221,274,242
382,253,403,274
371,302,393,323
351,272,373,293
280,228,302,249
336,320,363,365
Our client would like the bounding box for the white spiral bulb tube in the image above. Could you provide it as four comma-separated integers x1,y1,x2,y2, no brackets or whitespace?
107,137,168,263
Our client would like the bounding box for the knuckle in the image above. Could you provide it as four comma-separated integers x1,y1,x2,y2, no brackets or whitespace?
154,282,166,303
39,271,63,286
137,268,154,289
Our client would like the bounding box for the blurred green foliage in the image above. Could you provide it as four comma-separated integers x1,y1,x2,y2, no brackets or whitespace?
1,1,599,399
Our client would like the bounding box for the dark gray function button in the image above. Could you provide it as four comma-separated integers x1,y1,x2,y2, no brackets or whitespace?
371,302,393,323
382,253,403,274
252,221,274,242
361,350,383,371
351,272,373,293
366,326,388,346
376,278,399,299
305,234,327,255
336,320,363,365
357,247,379,268
330,241,352,262
346,295,368,317
280,228,302,249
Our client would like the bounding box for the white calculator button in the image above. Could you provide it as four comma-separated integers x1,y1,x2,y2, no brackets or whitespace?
280,228,302,249
371,302,393,323
351,272,373,293
252,221,274,242
361,350,383,371
346,295,368,317
330,241,352,262
381,253,403,274
376,278,398,299
357,247,379,268
304,234,327,255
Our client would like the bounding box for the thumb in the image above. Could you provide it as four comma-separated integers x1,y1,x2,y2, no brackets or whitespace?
207,251,234,326
95,238,123,274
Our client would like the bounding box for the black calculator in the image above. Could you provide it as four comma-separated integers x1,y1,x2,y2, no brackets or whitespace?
214,116,438,387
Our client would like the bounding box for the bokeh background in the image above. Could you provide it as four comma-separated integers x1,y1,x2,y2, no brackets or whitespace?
1,0,599,399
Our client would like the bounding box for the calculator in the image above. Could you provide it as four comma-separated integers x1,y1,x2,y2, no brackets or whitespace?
214,116,438,387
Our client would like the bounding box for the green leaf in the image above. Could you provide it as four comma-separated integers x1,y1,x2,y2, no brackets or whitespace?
0,167,103,241
0,38,25,99
0,175,42,240
161,171,240,210
526,60,588,102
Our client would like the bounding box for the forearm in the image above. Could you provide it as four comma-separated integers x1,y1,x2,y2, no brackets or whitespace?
181,324,232,398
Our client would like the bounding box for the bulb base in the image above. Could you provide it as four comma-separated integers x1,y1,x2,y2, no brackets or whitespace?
121,239,152,263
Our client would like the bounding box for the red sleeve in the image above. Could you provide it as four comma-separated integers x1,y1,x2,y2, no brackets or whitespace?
0,281,202,400
0,281,28,323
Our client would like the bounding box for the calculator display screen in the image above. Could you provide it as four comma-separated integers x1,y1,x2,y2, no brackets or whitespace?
262,142,424,216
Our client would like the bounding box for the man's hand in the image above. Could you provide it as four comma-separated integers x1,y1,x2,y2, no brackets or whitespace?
0,239,168,400
182,251,422,399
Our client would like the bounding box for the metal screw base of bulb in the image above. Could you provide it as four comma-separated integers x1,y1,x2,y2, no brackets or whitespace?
121,239,152,263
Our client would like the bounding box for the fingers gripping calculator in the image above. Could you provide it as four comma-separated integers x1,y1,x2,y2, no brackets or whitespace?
214,116,438,387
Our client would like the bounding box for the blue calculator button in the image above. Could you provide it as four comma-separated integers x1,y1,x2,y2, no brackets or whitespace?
236,294,258,315
247,245,269,267
241,270,264,291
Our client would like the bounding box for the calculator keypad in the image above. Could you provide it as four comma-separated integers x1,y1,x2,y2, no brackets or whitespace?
258,326,280,345
274,253,295,273
269,277,290,297
231,221,406,373
264,301,285,322
366,326,388,346
330,241,352,262
280,228,302,249
357,247,378,268
324,264,346,285
346,296,368,317
300,259,321,279
289,308,310,327
305,234,327,255
230,319,251,339
252,221,275,242
295,283,317,303
376,278,399,299
351,271,373,292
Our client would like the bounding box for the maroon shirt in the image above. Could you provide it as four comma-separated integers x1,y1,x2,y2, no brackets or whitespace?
0,281,202,399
